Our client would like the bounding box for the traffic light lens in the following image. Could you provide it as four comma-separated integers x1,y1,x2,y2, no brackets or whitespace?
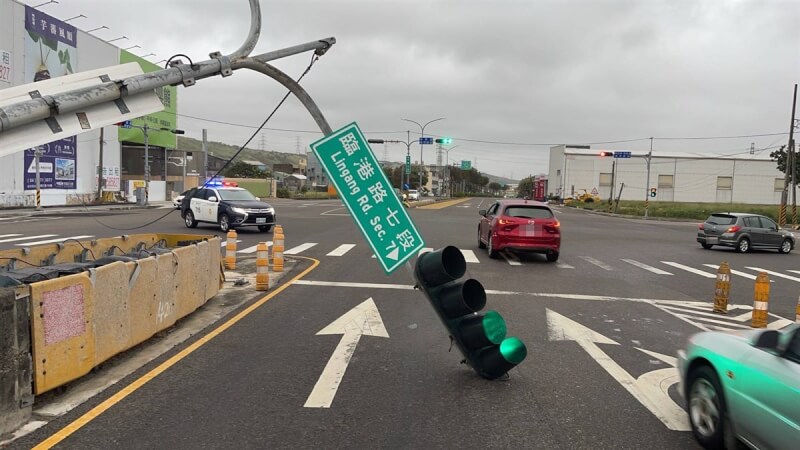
417,246,466,287
440,279,486,318
482,310,507,345
499,337,527,364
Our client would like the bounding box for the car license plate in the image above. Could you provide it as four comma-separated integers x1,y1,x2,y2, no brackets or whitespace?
706,237,719,244
256,217,267,224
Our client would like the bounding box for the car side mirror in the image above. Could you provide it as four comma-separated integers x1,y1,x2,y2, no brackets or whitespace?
208,196,218,202
754,329,779,350
479,210,487,217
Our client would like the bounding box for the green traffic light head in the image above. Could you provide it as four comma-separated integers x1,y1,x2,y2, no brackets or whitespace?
475,336,528,380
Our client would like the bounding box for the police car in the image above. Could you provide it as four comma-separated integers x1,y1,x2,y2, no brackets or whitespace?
180,186,275,232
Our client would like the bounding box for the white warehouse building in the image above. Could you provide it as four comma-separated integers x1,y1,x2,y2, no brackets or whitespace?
548,144,796,205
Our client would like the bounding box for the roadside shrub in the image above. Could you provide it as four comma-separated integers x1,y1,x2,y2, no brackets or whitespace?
277,188,291,198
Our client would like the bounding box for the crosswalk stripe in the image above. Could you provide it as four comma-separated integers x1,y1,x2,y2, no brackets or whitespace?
285,243,318,255
744,267,800,283
703,264,770,282
579,256,613,271
787,270,800,275
15,235,93,246
0,234,57,244
658,304,738,320
501,251,522,266
327,244,356,256
0,234,23,239
661,261,716,278
622,259,672,275
239,242,273,254
556,262,574,269
461,250,479,263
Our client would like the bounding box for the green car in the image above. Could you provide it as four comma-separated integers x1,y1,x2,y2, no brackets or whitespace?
677,324,800,449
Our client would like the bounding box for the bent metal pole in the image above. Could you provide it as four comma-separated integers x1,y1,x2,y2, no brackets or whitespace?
0,0,335,135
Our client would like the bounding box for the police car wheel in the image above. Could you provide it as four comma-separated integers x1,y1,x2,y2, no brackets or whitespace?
219,214,231,232
184,210,198,228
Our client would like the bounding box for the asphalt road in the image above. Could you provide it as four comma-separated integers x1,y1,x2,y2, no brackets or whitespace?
4,199,799,448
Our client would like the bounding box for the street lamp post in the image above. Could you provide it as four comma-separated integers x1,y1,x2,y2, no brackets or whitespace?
443,145,458,197
401,117,445,193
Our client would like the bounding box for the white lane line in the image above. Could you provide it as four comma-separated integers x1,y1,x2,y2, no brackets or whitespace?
239,242,273,254
501,251,522,266
579,256,614,271
745,267,800,283
461,250,480,263
769,319,795,330
674,313,751,329
327,244,356,257
703,264,771,282
285,243,318,255
220,240,242,247
15,235,93,246
0,234,23,239
660,261,716,278
622,259,673,275
657,304,743,320
0,234,57,244
787,270,800,275
556,262,574,269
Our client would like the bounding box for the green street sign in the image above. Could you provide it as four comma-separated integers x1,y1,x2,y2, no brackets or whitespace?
461,160,471,170
405,155,411,174
311,122,425,274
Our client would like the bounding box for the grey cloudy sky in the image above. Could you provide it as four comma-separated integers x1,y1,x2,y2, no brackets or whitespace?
37,0,800,180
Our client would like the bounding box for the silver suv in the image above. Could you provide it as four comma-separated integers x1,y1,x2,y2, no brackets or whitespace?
697,213,794,253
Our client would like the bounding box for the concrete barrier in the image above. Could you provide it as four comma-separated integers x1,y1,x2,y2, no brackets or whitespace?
0,234,222,396
0,287,33,436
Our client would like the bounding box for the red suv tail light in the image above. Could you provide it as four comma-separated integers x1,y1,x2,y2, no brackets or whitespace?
543,220,560,233
726,225,741,233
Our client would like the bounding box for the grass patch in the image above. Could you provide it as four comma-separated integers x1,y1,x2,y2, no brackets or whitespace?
575,201,783,222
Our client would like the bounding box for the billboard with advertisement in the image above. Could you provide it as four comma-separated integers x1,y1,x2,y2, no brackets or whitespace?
118,50,177,148
23,6,77,190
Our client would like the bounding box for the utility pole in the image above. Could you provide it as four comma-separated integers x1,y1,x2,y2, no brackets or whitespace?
203,128,209,186
96,127,104,202
144,123,150,205
644,137,653,219
790,84,798,228
780,84,797,228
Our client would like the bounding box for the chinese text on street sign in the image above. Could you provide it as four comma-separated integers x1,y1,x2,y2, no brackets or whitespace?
419,137,433,145
311,122,425,274
461,160,471,170
405,155,411,174
613,151,631,158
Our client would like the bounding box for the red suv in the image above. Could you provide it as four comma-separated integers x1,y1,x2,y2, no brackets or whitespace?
478,199,561,262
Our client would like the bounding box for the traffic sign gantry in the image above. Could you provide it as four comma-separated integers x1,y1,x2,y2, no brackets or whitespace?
414,246,527,379
311,122,425,273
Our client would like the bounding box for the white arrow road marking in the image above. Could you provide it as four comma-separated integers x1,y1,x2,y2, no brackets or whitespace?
304,298,389,409
622,259,673,275
745,267,800,283
546,309,690,431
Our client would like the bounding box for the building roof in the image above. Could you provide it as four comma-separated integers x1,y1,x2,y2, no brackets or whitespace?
242,160,266,166
557,146,776,161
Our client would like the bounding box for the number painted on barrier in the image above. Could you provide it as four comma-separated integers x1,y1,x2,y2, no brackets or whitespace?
157,301,173,323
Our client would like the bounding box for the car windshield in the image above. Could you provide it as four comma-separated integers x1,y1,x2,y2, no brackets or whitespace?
217,189,257,201
706,214,737,225
504,206,553,219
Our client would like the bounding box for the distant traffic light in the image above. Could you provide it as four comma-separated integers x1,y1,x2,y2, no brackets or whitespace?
435,138,453,144
599,151,613,157
650,188,657,198
414,246,527,379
